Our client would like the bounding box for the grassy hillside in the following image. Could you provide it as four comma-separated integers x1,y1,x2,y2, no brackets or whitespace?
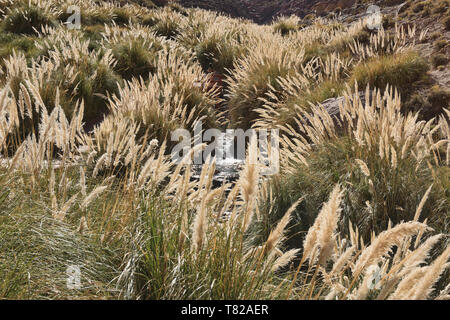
0,0,449,300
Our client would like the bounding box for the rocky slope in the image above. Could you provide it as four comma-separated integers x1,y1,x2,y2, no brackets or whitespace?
178,0,363,23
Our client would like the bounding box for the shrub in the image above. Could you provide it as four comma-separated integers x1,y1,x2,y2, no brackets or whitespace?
273,16,300,36
444,16,450,31
411,1,428,13
432,0,449,14
427,85,450,117
431,53,448,68
350,51,429,95
434,39,448,51
2,4,55,35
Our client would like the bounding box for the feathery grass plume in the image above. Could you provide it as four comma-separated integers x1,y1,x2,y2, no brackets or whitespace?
191,189,208,252
399,234,444,276
81,185,107,209
353,222,430,278
272,249,300,272
302,184,344,265
239,133,260,232
329,245,356,277
77,216,88,235
226,33,305,129
354,264,384,300
78,116,143,176
355,159,370,177
264,197,304,254
406,246,450,300
106,51,221,146
79,166,86,197
414,184,433,221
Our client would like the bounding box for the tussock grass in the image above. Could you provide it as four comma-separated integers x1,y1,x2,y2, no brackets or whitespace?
273,15,300,36
350,51,429,95
111,39,160,80
259,85,449,246
226,37,306,129
2,3,56,35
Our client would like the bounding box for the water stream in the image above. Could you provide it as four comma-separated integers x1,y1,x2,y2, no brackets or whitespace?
191,132,245,188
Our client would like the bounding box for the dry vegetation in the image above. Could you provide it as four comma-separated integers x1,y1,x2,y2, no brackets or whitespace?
0,0,448,300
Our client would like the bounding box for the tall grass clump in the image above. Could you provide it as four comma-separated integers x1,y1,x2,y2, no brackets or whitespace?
41,35,120,128
226,36,305,129
0,187,120,299
259,85,449,247
2,3,56,35
118,139,298,299
350,51,429,95
111,39,161,80
254,52,351,130
176,11,250,74
194,28,248,74
104,49,221,149
273,15,300,36
151,8,184,39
